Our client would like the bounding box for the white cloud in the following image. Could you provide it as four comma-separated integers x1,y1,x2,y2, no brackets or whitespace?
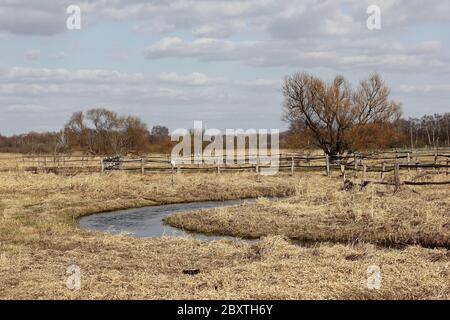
234,79,282,90
144,37,259,62
0,65,286,134
192,21,243,38
398,84,450,93
0,67,145,83
6,104,48,113
144,36,450,73
158,72,223,86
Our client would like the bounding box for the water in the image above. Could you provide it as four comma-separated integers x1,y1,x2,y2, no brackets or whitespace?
78,198,261,241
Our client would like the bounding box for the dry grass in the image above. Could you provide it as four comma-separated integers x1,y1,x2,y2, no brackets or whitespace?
166,172,450,248
0,167,449,299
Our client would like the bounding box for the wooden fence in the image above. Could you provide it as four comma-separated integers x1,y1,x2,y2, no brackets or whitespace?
2,148,448,179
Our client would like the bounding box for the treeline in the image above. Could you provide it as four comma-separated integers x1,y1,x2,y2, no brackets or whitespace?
0,108,172,154
283,113,450,152
399,113,450,149
0,108,448,155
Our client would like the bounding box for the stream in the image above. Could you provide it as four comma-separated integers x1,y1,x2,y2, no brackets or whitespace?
79,198,263,241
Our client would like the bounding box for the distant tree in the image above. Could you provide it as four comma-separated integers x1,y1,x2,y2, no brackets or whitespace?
400,113,450,149
85,108,123,154
62,108,153,155
150,125,169,139
64,111,87,151
123,116,151,154
282,72,402,157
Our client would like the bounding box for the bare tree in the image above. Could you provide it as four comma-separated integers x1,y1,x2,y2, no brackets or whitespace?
122,116,150,154
283,72,401,157
64,111,87,151
86,108,122,154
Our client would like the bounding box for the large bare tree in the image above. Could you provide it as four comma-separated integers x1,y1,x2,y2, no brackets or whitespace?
282,72,402,157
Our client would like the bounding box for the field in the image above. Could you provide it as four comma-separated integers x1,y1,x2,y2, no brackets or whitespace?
0,156,449,299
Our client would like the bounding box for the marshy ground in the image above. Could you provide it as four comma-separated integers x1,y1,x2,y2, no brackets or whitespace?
166,173,450,248
0,170,449,299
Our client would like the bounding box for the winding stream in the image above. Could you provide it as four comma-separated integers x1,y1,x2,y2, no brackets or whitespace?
79,198,262,241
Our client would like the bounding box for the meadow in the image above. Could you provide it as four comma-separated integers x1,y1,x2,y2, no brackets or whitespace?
0,157,449,299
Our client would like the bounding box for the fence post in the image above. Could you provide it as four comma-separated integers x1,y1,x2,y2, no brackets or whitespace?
354,153,358,173
447,160,449,176
141,158,145,176
434,152,438,172
394,163,401,192
290,156,294,176
340,165,346,183
256,156,259,173
217,160,221,174
362,164,366,180
381,162,385,180
325,154,330,177
100,159,104,174
170,160,175,185
407,152,411,172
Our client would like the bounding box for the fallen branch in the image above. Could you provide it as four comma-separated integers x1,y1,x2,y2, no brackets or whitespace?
403,180,450,185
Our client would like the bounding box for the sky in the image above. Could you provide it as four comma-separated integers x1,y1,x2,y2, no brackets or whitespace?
0,0,449,135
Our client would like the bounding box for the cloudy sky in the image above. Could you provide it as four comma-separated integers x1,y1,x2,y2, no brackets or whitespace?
1,0,449,135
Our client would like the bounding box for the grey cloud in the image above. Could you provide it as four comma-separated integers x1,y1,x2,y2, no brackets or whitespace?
350,0,450,29
0,1,69,35
1,0,449,38
6,104,48,113
144,36,450,73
